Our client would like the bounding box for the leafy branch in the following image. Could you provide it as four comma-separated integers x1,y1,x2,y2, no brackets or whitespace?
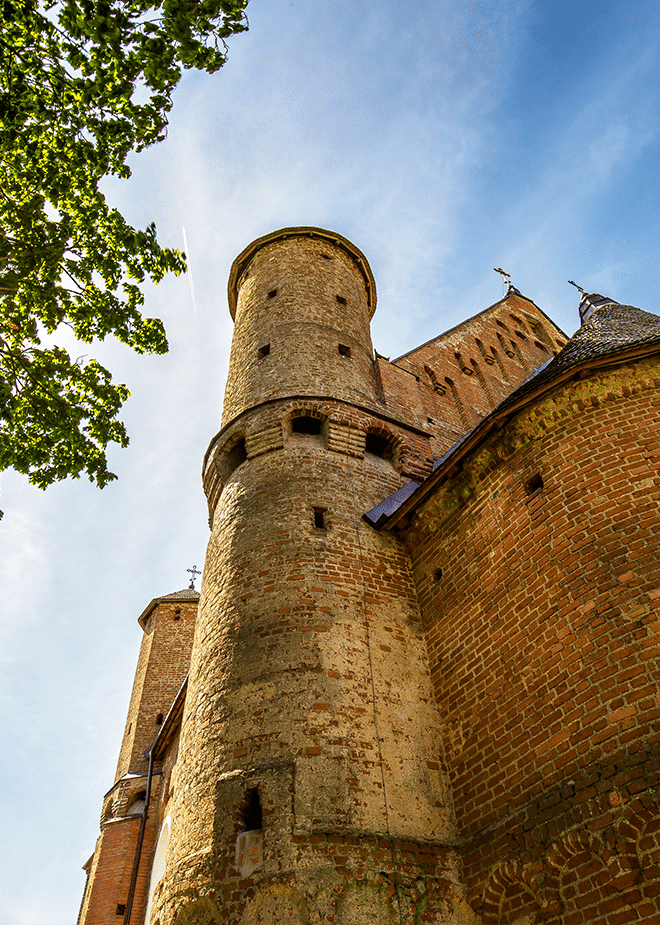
0,0,248,488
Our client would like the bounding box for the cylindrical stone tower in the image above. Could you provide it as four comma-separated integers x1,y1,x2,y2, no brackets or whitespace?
151,229,459,925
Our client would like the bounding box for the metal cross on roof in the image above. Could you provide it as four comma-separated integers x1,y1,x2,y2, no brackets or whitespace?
568,280,586,296
494,267,514,291
187,565,201,590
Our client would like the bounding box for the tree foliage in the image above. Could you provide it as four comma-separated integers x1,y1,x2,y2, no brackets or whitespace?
0,0,247,487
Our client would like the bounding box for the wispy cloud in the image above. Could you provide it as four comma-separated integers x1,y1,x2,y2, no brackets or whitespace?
4,1,660,920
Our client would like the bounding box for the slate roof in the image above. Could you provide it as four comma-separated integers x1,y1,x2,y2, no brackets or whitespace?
497,295,660,414
158,588,200,602
364,294,660,530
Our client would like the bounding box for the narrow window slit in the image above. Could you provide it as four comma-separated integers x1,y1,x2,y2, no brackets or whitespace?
433,568,443,582
336,295,347,305
241,787,263,831
313,507,327,529
156,713,164,725
258,343,270,358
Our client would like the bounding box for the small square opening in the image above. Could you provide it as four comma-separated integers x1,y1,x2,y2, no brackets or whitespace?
267,289,277,299
258,343,270,358
226,438,247,474
365,433,391,459
524,472,544,495
336,295,347,305
338,344,351,357
116,905,126,916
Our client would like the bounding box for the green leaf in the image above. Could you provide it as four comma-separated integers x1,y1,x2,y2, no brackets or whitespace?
0,0,248,489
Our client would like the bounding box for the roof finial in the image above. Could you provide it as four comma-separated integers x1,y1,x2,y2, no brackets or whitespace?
494,267,514,293
568,280,586,296
187,565,201,591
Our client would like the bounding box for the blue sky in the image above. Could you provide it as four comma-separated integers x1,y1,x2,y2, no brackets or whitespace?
2,0,660,920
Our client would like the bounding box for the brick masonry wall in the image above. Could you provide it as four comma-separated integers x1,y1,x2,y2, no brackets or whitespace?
149,834,478,924
381,294,568,457
115,598,197,780
77,814,142,923
154,424,460,922
79,597,198,925
404,356,660,923
222,233,379,426
151,228,464,923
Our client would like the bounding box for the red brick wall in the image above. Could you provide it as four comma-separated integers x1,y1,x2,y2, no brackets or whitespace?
77,817,141,923
404,356,660,921
381,293,568,458
80,596,197,925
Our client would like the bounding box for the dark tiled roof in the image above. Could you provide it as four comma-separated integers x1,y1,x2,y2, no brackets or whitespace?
363,480,421,528
498,296,660,413
158,588,200,601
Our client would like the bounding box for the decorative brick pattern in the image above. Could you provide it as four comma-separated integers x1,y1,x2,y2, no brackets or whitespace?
327,421,365,457
245,424,284,459
79,228,659,925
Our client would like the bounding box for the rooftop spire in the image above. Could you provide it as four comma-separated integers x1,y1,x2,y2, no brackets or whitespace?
569,281,619,326
494,266,522,297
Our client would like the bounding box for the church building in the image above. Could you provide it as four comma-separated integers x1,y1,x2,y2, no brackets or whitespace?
78,227,660,925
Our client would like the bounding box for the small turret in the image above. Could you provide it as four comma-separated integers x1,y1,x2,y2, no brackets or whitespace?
222,227,378,425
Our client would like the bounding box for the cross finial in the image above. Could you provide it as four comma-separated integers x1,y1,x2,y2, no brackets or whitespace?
187,565,201,590
494,267,513,291
568,280,586,296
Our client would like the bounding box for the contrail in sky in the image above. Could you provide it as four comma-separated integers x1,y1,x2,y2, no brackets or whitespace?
182,225,198,320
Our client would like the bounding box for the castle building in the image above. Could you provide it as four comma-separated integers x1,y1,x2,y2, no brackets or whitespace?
78,228,660,925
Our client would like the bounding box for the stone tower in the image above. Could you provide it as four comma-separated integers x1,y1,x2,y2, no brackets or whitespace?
151,228,459,922
77,590,199,924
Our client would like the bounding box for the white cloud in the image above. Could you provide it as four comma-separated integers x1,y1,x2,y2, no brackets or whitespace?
4,1,660,920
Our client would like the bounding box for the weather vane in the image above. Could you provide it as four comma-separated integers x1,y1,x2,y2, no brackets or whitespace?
187,565,201,590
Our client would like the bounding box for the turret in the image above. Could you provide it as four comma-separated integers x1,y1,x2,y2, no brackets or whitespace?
151,229,457,924
222,227,378,423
